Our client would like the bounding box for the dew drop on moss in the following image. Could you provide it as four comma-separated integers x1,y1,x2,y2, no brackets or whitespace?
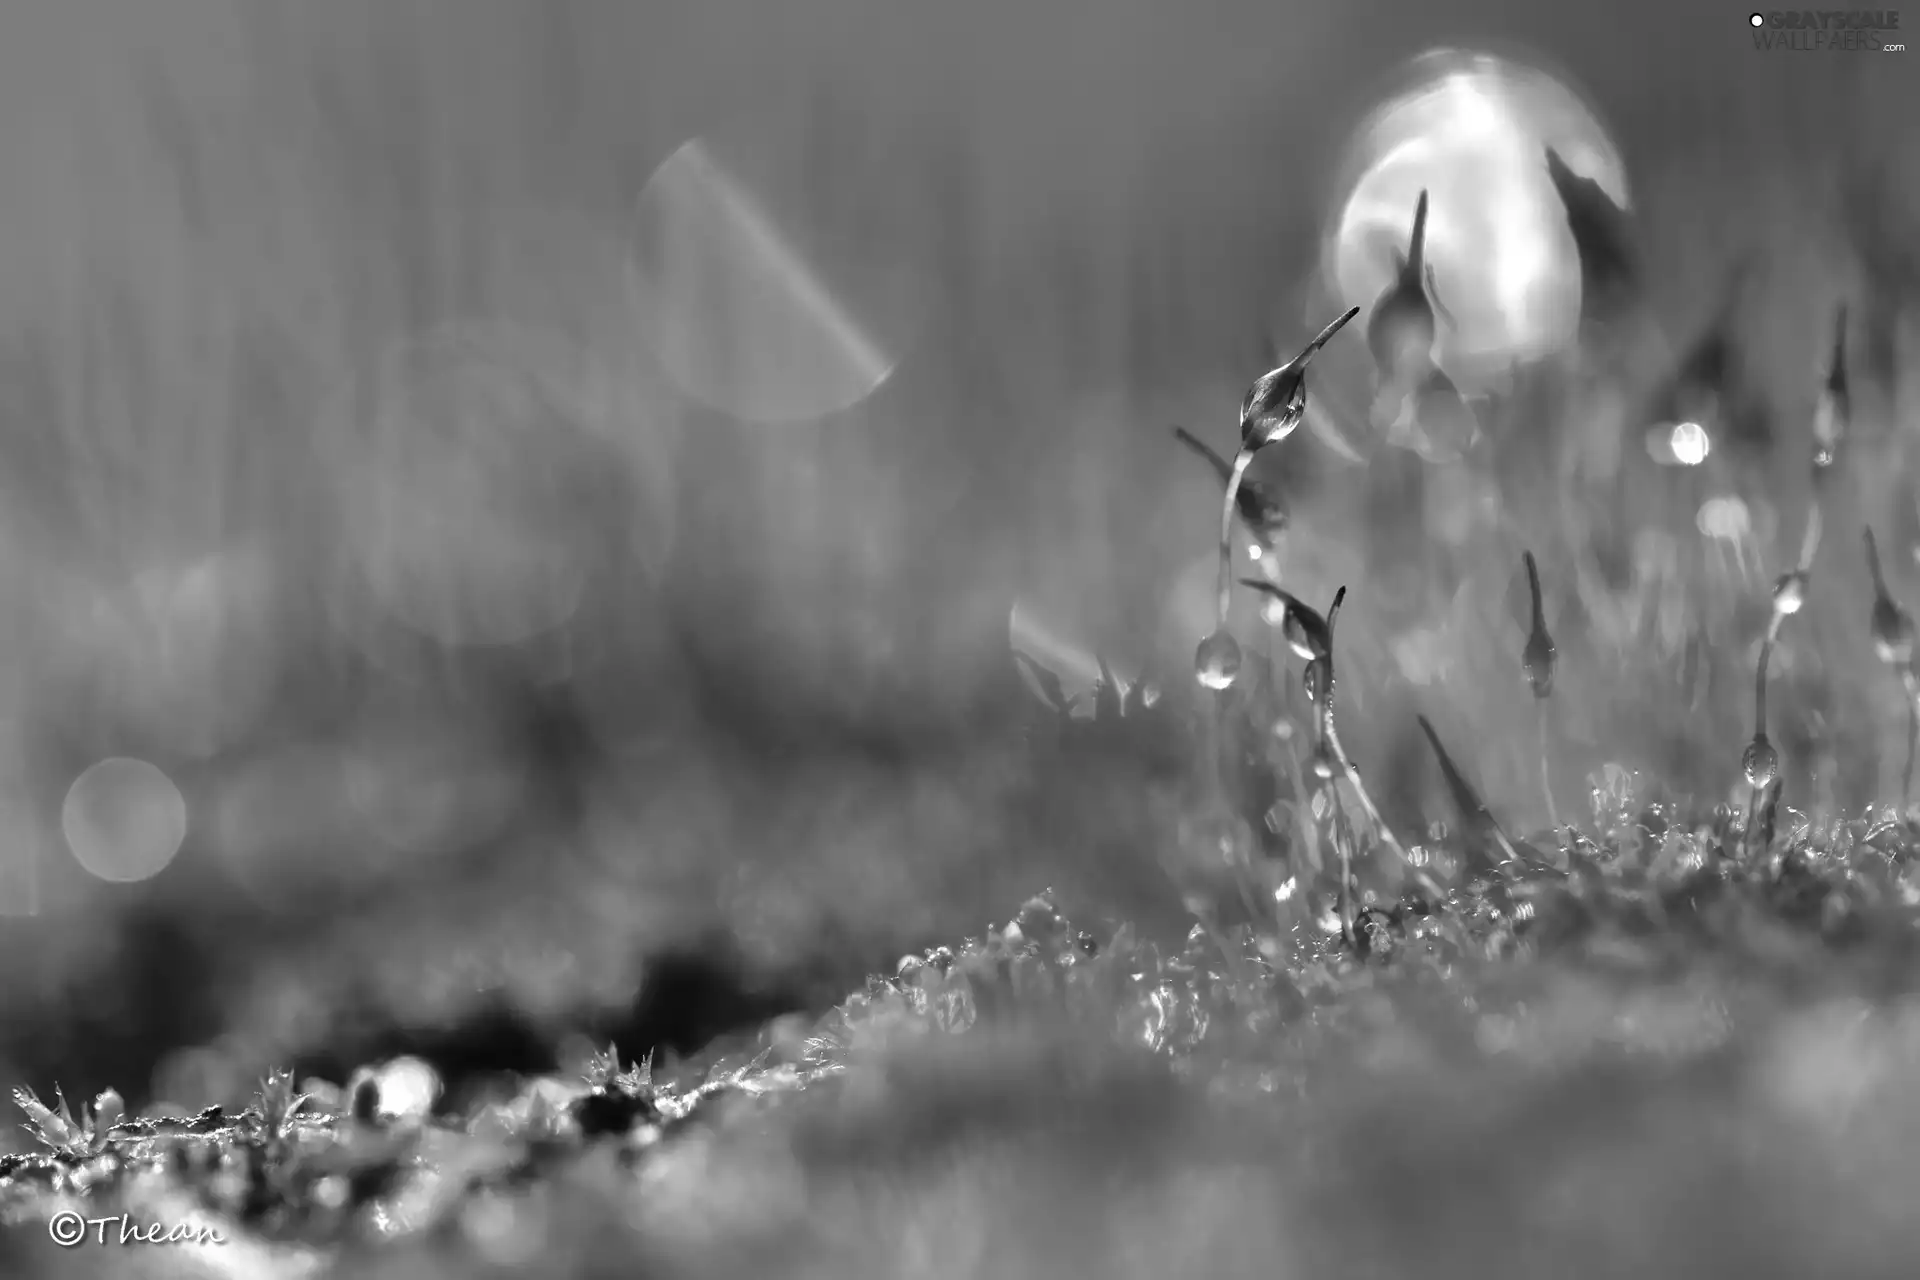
1195,629,1243,690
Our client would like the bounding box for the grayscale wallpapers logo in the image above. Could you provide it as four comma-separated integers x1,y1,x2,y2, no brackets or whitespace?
1749,10,1905,50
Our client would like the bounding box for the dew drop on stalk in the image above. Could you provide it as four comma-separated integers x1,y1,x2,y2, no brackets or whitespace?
1864,528,1915,665
1195,629,1243,690
1310,739,1341,781
1743,734,1779,788
1874,617,1916,667
1304,657,1332,708
1771,571,1807,616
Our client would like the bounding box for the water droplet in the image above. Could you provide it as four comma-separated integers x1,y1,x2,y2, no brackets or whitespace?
1304,658,1332,706
1743,735,1779,788
1871,601,1915,666
1310,739,1340,781
1772,571,1807,616
1271,717,1295,742
1351,907,1400,959
1812,445,1835,469
1427,820,1450,842
1523,635,1556,699
1194,630,1243,690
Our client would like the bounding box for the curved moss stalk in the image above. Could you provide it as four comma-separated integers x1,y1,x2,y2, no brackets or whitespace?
1215,449,1257,626
1906,688,1919,813
1864,527,1919,809
1323,718,1409,866
1535,703,1560,831
1243,580,1405,935
1520,549,1560,833
1744,630,1781,854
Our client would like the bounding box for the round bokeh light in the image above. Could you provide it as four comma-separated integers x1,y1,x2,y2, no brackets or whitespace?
62,757,189,884
1324,47,1629,382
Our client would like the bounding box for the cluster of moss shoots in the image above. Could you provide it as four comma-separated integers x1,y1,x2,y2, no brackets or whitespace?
9,208,1920,1267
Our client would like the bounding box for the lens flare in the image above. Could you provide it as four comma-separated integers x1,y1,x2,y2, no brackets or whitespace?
632,134,904,425
1324,48,1628,382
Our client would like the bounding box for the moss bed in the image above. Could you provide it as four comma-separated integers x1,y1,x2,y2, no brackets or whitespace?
8,790,1920,1279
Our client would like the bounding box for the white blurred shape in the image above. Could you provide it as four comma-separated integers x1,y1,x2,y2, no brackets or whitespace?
371,1056,441,1124
1326,48,1628,382
632,138,895,424
1697,495,1752,541
61,756,187,883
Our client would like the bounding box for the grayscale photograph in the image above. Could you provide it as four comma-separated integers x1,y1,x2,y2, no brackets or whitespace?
0,1,1916,1276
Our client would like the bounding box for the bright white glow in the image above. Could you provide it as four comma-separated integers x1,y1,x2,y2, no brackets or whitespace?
374,1057,441,1122
1326,49,1628,382
1670,421,1710,466
62,757,188,883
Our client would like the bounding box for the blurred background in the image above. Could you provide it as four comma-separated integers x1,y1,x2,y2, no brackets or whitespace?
0,0,1914,1122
